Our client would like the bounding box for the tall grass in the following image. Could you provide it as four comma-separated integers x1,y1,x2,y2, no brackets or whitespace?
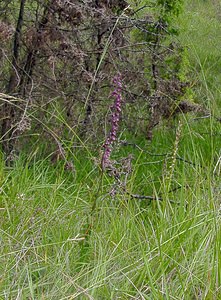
0,111,221,299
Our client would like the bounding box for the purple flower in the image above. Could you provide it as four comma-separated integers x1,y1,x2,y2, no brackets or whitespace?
101,74,123,170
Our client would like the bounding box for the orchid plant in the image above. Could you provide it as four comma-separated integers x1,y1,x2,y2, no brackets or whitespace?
101,74,123,171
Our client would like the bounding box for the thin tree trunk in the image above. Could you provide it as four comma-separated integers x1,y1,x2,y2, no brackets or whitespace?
19,1,52,97
1,0,26,156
